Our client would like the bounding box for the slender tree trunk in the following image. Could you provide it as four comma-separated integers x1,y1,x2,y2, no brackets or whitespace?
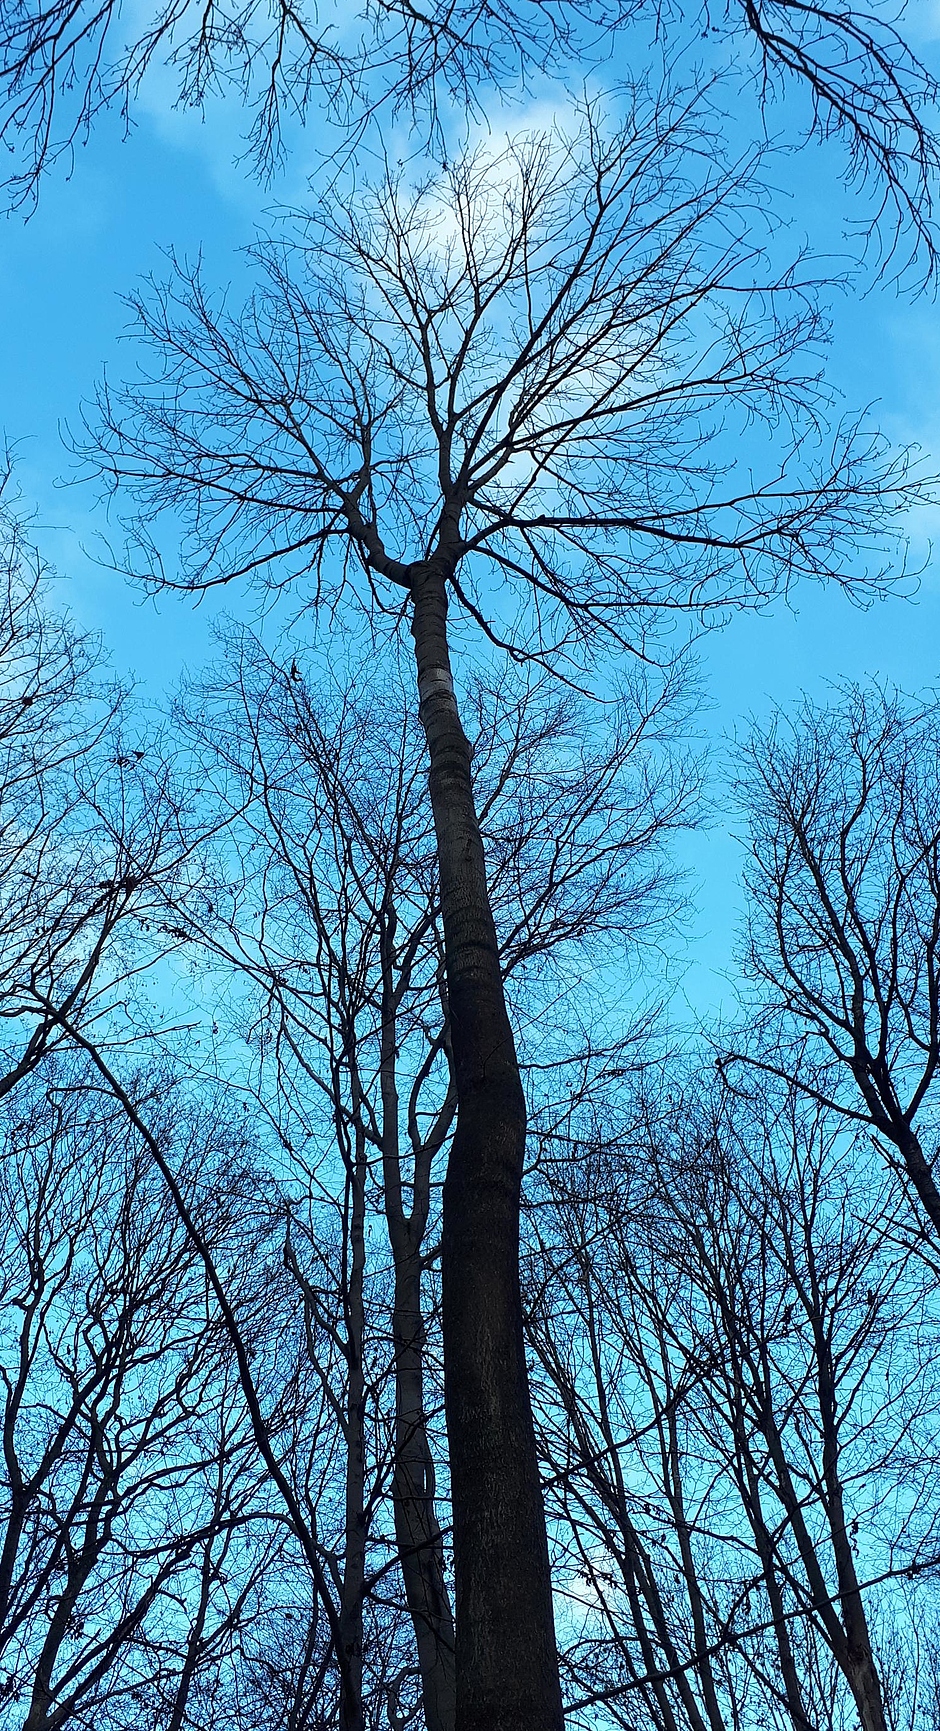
391,1244,457,1731
574,1282,711,1730
0,1484,27,1647
758,1400,887,1731
662,1406,727,1731
379,894,456,1730
408,561,564,1731
22,1475,112,1731
735,1433,813,1731
0,1313,38,1646
848,1041,940,1236
816,1335,888,1731
338,1128,368,1731
167,1530,216,1731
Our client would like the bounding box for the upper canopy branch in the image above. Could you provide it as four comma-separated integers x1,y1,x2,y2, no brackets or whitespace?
86,95,930,670
0,0,936,279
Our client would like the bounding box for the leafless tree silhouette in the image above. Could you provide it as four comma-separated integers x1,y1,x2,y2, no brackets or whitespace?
82,99,925,1730
528,1074,940,1729
0,485,187,1106
727,684,940,1244
0,1060,292,1731
163,622,694,1729
0,0,935,275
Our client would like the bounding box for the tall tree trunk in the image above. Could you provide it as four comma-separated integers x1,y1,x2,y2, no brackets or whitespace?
378,912,456,1731
166,1506,218,1731
408,561,564,1731
22,1473,113,1731
391,1244,457,1731
816,1333,888,1731
662,1401,728,1731
758,1398,887,1731
338,1126,368,1731
735,1431,813,1731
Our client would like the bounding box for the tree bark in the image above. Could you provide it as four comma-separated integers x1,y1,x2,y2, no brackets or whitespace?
338,1122,368,1731
895,1122,940,1238
816,1328,888,1731
408,561,564,1731
378,911,457,1731
734,1431,813,1731
848,1046,940,1238
757,1394,887,1731
391,1243,457,1731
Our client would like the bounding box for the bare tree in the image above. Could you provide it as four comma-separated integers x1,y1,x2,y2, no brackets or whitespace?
0,0,936,277
0,494,353,1728
727,684,940,1245
82,99,923,1730
181,633,460,1731
528,1073,940,1730
167,620,693,1730
0,488,187,1107
0,1057,301,1731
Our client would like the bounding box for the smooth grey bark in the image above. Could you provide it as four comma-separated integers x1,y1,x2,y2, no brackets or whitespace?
408,559,564,1731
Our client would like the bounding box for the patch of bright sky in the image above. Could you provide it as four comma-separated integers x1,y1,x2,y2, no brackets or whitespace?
1,19,939,1023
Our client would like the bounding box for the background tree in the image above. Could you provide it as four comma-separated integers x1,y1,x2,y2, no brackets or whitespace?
527,1071,940,1730
727,684,940,1245
0,498,381,1730
0,484,186,1104
0,1057,297,1731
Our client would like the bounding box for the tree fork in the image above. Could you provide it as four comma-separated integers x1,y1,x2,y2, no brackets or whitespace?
408,560,564,1731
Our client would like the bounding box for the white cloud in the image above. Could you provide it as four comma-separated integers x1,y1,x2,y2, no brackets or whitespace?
906,1,940,45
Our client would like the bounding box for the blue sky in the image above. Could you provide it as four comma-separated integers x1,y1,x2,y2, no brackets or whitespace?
2,29,940,1017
